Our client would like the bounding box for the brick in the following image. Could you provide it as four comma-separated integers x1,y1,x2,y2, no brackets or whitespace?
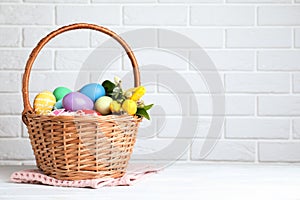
29,72,89,92
142,94,189,116
158,28,223,48
0,94,23,114
158,72,209,93
191,6,254,26
225,73,290,93
0,28,20,47
204,50,255,71
0,50,52,70
92,28,158,49
93,0,155,2
258,6,300,25
123,49,188,71
55,49,121,71
191,95,255,116
225,96,255,116
293,119,300,138
258,96,300,116
189,49,254,71
191,140,255,161
157,117,224,138
293,74,300,93
0,5,53,25
56,6,120,25
90,71,126,83
295,29,300,47
228,0,292,2
55,50,91,70
0,116,21,137
23,27,89,48
131,138,189,160
226,118,289,139
0,73,20,92
160,0,222,2
227,28,292,48
25,0,87,2
123,71,157,93
0,0,20,2
258,51,300,71
259,142,300,162
124,6,188,26
0,139,34,160
170,72,223,92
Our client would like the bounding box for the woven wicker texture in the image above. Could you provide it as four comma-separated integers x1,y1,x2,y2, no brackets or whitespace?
22,23,141,180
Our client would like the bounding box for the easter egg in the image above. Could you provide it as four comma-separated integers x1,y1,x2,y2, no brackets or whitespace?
95,96,113,115
54,99,63,109
79,83,105,102
33,91,56,115
62,92,93,111
122,99,137,115
53,87,72,101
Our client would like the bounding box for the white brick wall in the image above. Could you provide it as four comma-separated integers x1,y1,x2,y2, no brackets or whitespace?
258,51,300,71
226,118,290,139
0,5,53,25
124,6,188,26
258,6,300,25
0,0,299,165
225,73,290,93
0,28,20,47
226,28,292,48
190,6,255,26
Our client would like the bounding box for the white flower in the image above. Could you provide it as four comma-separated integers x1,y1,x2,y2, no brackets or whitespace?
114,76,121,85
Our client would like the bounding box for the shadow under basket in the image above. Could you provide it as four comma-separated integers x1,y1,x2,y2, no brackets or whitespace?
21,23,142,181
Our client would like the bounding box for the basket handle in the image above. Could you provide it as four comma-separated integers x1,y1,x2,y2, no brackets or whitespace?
22,23,140,124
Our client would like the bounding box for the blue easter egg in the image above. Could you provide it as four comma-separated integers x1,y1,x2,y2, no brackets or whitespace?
79,83,105,102
54,99,63,109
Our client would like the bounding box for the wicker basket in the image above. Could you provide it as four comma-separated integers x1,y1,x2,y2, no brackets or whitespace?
21,23,141,181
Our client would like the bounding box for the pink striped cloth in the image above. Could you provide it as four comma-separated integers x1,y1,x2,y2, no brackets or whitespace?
10,165,158,188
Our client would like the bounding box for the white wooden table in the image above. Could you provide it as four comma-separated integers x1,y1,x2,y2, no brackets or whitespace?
1,164,300,200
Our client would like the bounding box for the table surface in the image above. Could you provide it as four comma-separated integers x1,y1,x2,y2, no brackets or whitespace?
1,163,300,200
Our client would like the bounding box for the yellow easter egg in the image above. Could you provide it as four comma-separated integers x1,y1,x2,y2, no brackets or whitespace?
33,91,56,115
122,99,137,115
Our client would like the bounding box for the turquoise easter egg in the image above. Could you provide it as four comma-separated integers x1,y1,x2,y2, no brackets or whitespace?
54,99,63,109
79,83,105,102
53,87,72,101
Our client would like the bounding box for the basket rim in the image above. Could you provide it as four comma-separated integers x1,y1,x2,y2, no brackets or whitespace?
25,112,142,121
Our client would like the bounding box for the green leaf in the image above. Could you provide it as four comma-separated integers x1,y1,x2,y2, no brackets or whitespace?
144,104,154,110
136,108,150,120
102,80,115,95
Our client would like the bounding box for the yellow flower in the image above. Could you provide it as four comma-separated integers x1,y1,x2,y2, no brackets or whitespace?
110,101,121,113
122,99,137,115
130,86,146,101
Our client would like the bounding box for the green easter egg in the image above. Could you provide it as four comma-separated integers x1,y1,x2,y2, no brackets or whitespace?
53,87,72,101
